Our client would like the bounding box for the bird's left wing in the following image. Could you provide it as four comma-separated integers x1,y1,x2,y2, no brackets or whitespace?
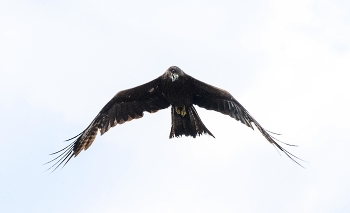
47,77,170,171
190,76,303,166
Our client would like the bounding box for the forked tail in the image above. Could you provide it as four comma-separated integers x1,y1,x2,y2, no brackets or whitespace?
169,105,214,138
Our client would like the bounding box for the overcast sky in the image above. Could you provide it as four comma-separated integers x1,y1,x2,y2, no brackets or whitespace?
1,0,350,212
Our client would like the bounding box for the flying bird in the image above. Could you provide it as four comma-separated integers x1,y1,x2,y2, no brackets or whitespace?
47,66,302,171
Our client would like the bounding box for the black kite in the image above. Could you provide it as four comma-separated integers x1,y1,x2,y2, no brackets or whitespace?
47,66,302,171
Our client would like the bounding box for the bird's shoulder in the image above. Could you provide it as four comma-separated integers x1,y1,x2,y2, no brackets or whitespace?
189,75,233,100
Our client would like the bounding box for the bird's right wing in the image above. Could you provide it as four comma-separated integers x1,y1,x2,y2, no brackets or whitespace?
190,76,304,167
47,76,170,171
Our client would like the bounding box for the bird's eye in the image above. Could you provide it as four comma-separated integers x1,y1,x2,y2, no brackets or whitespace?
171,69,176,73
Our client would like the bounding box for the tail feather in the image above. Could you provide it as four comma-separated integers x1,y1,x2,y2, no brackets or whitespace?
169,105,214,138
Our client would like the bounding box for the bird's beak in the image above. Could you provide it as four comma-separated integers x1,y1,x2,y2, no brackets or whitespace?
170,73,179,82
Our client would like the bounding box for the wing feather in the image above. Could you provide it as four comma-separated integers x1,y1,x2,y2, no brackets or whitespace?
47,76,170,171
190,76,303,166
121,102,129,122
108,104,117,128
115,104,123,124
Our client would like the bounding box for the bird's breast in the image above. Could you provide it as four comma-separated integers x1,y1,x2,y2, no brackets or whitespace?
161,80,193,106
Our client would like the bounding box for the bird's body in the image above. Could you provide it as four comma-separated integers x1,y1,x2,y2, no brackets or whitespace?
47,66,301,171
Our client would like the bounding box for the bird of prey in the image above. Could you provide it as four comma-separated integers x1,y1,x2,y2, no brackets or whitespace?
47,66,302,171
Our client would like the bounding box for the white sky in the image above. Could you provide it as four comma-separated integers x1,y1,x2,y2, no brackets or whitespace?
1,0,350,212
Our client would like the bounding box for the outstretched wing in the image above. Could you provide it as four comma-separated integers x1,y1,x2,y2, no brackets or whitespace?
47,77,170,171
190,76,303,166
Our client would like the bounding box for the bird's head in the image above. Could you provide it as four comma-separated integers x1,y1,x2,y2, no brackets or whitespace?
166,66,184,82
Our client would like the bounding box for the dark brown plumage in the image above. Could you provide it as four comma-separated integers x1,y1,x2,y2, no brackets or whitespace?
47,66,302,171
